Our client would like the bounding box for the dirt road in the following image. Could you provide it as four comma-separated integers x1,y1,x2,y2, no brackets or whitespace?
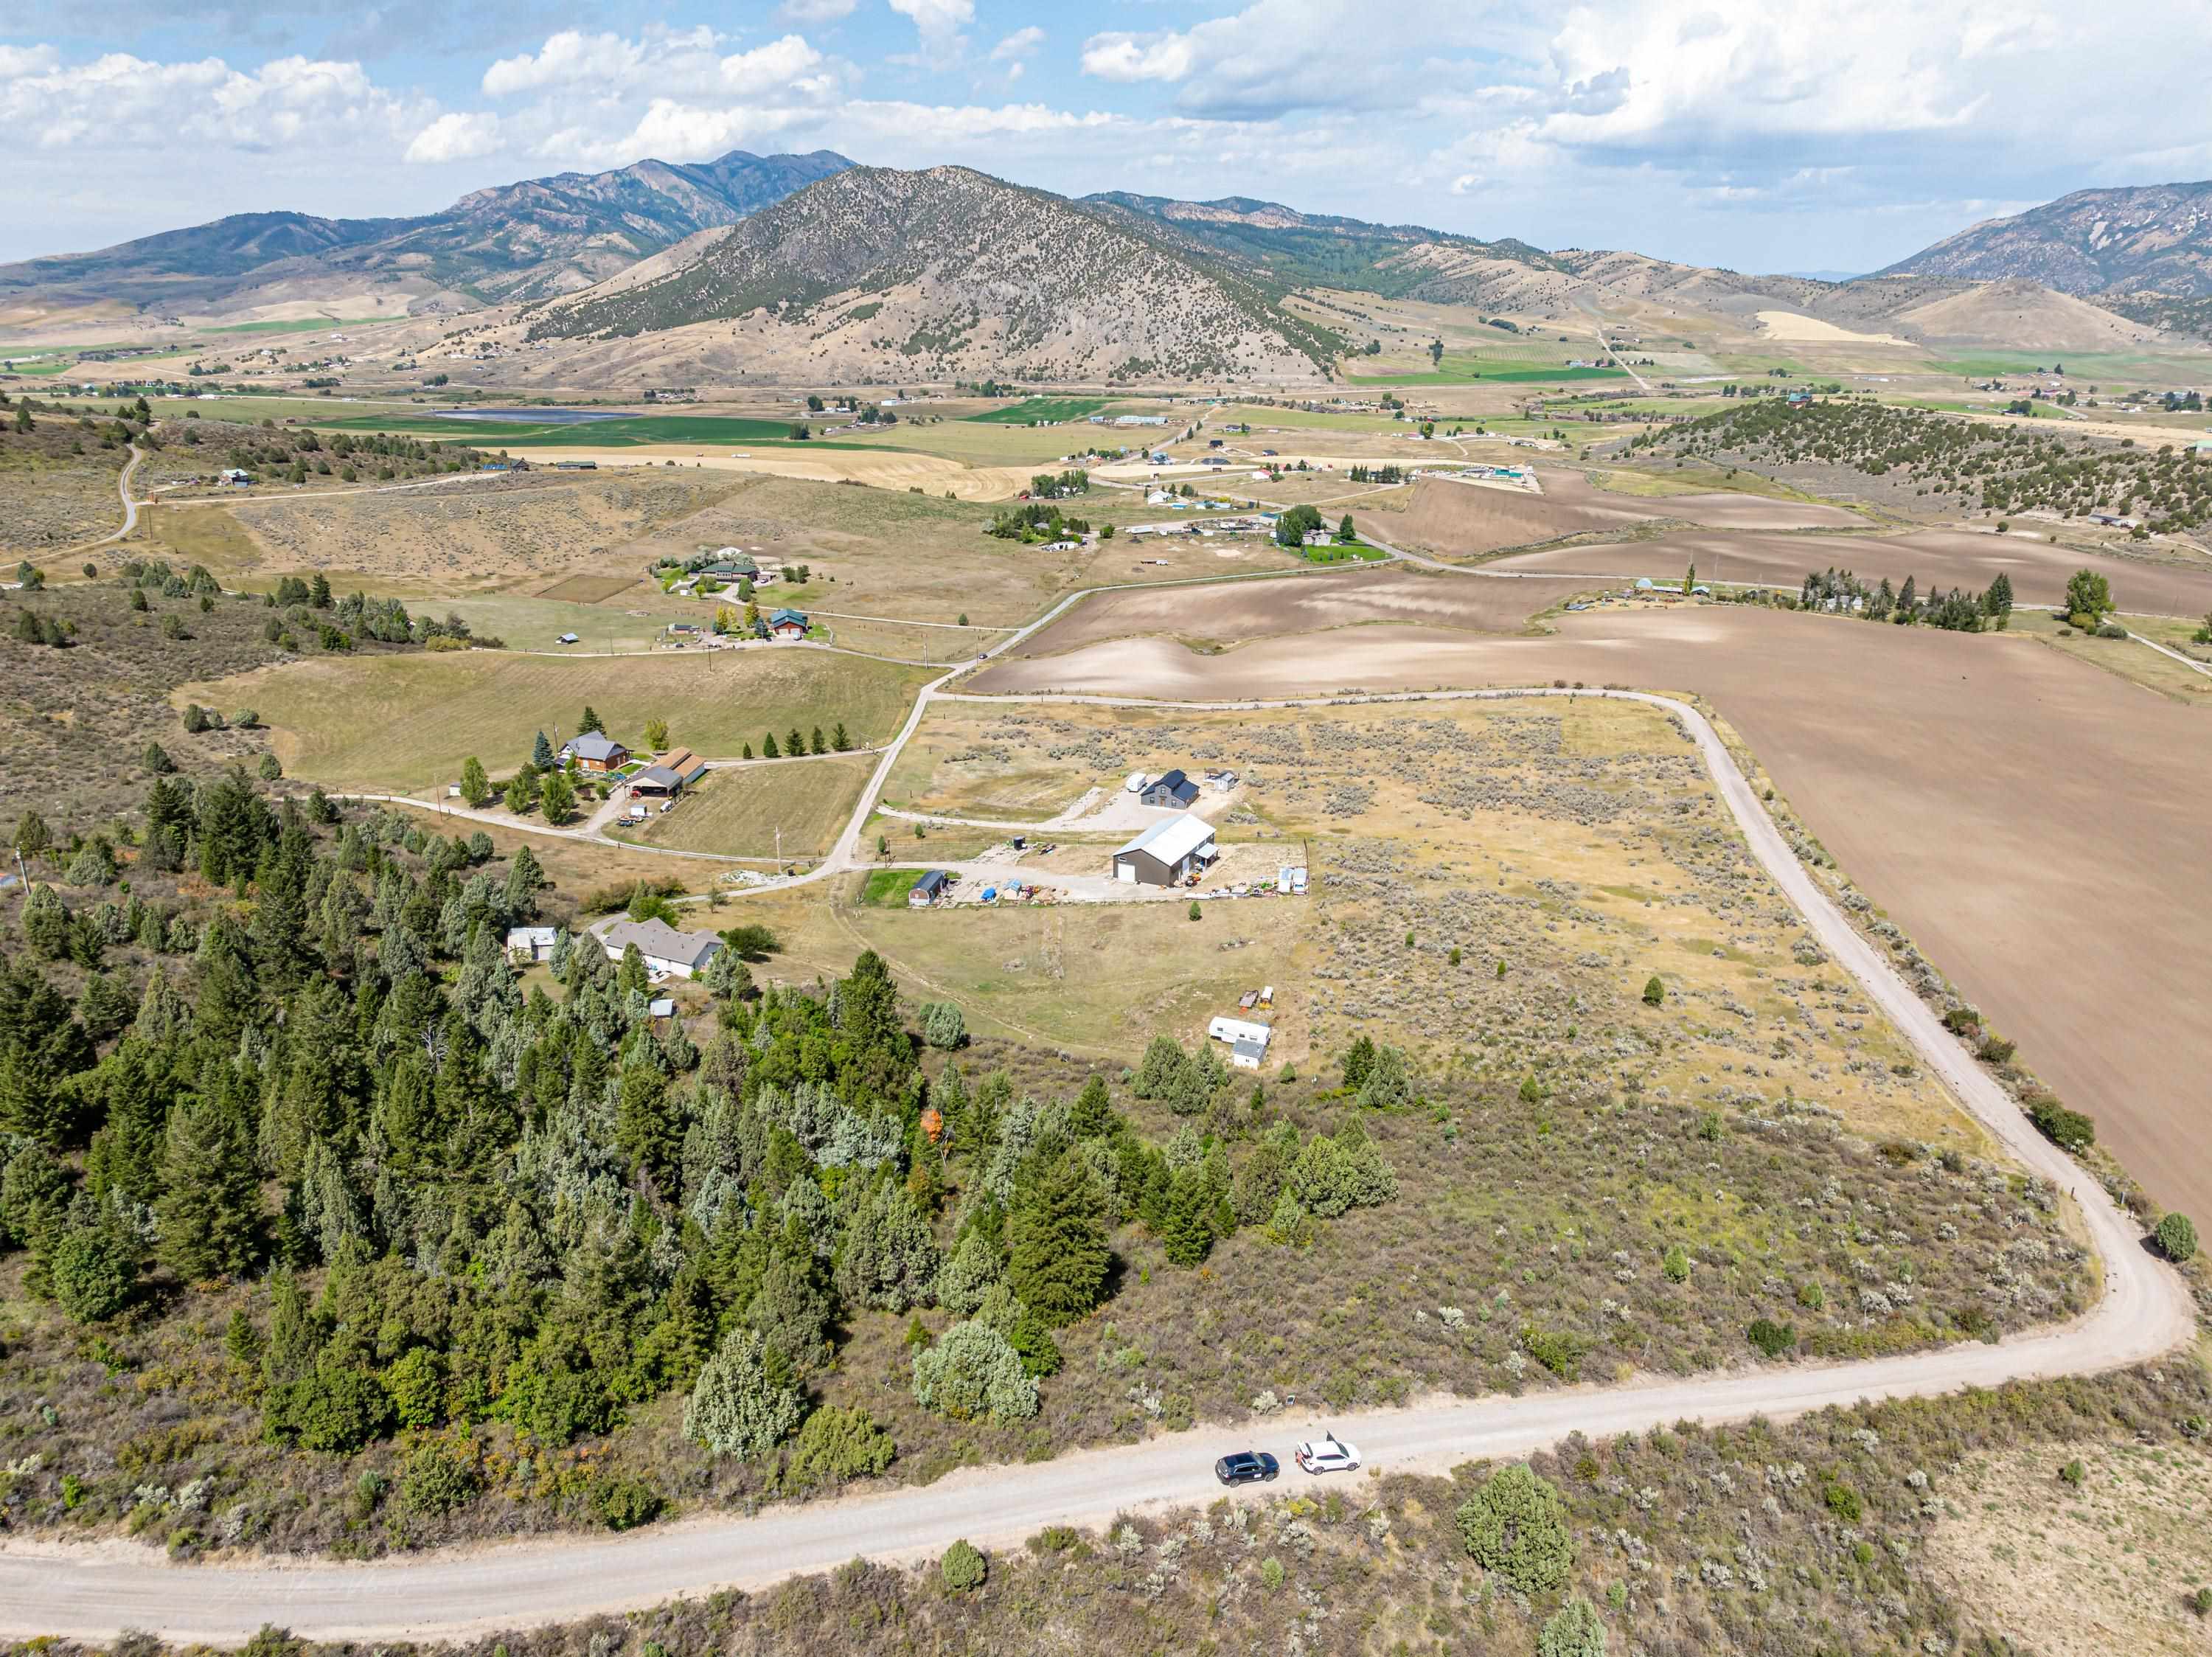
2,685,2190,1646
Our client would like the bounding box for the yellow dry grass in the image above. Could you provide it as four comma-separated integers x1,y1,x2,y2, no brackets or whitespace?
609,755,874,859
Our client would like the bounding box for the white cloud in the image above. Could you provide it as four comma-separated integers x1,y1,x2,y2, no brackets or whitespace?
887,0,973,64
0,48,425,153
404,110,504,164
779,0,856,18
481,29,825,100
990,26,1045,63
1079,32,1197,83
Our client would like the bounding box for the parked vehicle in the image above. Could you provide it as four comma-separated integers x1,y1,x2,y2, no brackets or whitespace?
1214,1451,1280,1485
1294,1434,1360,1475
1126,771,1148,793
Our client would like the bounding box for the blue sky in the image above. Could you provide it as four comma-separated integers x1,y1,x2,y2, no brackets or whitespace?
8,0,2212,270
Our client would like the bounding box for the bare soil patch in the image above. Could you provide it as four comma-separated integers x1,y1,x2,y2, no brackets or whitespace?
1006,566,1549,659
1368,468,1863,558
974,605,2212,1220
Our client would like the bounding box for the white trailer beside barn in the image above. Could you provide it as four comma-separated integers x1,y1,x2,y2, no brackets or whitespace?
1208,1015,1273,1069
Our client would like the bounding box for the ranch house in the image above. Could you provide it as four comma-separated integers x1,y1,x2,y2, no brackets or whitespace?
1139,768,1200,808
766,608,810,640
600,918,723,980
561,732,628,773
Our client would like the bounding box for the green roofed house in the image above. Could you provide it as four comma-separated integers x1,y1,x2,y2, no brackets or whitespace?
766,607,810,640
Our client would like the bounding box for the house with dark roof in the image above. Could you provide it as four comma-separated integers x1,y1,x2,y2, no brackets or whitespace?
908,869,951,907
1139,768,1199,808
560,732,628,772
766,607,810,640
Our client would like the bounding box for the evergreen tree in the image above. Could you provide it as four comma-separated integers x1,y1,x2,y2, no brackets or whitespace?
810,726,826,755
502,844,543,917
832,722,851,751
540,769,576,825
530,731,554,771
1983,570,2014,616
459,757,491,809
577,706,605,735
1157,1166,1215,1265
786,727,804,760
156,1094,262,1282
762,732,780,759
308,572,332,608
1005,1150,1111,1325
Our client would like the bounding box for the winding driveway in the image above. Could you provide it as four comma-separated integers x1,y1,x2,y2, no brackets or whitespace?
1,679,2193,1644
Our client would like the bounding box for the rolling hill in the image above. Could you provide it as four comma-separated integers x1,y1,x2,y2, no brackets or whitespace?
521,164,1344,381
0,149,853,320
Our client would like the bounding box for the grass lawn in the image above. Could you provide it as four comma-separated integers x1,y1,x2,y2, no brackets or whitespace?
607,754,875,858
961,397,1108,424
861,868,924,905
1301,539,1391,563
183,647,933,793
1348,358,1632,386
203,317,394,335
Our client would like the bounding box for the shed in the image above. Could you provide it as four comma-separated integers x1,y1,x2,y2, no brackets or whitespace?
504,925,557,964
1113,813,1217,886
654,748,708,787
909,869,950,907
600,919,722,979
1139,768,1200,808
1230,1038,1268,1070
630,765,683,796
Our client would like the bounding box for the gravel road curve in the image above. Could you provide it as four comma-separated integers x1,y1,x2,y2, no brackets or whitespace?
4,684,2188,1644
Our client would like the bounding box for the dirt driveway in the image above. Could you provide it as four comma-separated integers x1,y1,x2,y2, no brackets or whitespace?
974,605,2212,1223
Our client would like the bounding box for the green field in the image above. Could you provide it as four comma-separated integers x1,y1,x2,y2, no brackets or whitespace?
962,397,1109,425
204,317,396,336
185,647,934,793
1349,360,1631,386
1302,539,1391,563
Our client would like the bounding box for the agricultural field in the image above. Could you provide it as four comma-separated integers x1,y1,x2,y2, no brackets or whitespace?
182,645,933,793
314,412,835,448
608,754,875,858
2007,607,2212,704
971,598,2212,1223
961,397,1109,423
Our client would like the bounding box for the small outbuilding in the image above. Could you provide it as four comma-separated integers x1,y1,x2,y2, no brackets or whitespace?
1113,812,1217,886
504,925,557,964
908,869,951,907
1139,768,1200,809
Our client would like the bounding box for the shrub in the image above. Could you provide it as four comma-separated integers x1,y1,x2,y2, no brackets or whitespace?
919,1000,968,1051
911,1319,1039,1423
1821,1478,1863,1521
1641,975,1664,1005
684,1328,803,1462
1455,1464,1573,1594
1523,1326,1589,1380
398,1439,482,1517
783,1406,897,1490
2028,1095,2096,1153
1259,1557,1286,1591
939,1539,987,1593
1661,1245,1691,1283
50,1224,138,1322
2059,1458,2086,1487
1747,1319,1797,1358
274,1363,392,1453
1358,1043,1413,1108
591,1474,663,1530
2152,1212,2197,1262
1538,1595,1608,1657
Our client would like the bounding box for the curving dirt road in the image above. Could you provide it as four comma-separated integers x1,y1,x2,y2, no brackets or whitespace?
1,685,2191,1646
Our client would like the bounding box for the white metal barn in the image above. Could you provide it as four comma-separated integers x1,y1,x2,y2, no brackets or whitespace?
1112,813,1218,886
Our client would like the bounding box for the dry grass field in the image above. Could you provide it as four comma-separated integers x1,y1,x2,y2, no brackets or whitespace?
1929,1438,2212,1656
148,470,740,595
609,754,875,858
875,695,1981,1145
181,646,933,793
973,602,2212,1221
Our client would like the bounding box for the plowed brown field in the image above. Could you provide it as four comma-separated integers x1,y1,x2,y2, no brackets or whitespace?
1371,469,1865,557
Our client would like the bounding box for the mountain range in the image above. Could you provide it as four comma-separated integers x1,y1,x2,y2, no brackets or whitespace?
7,154,2211,375
0,149,855,318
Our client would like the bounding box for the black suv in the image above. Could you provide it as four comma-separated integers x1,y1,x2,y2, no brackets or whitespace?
1214,1451,1281,1484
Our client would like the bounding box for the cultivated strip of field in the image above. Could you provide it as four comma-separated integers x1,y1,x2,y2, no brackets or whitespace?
607,754,877,858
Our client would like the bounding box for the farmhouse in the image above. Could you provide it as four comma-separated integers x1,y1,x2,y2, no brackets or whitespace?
600,918,722,979
908,869,951,907
1139,768,1200,808
504,925,557,964
1112,812,1217,886
766,608,810,640
561,732,629,772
